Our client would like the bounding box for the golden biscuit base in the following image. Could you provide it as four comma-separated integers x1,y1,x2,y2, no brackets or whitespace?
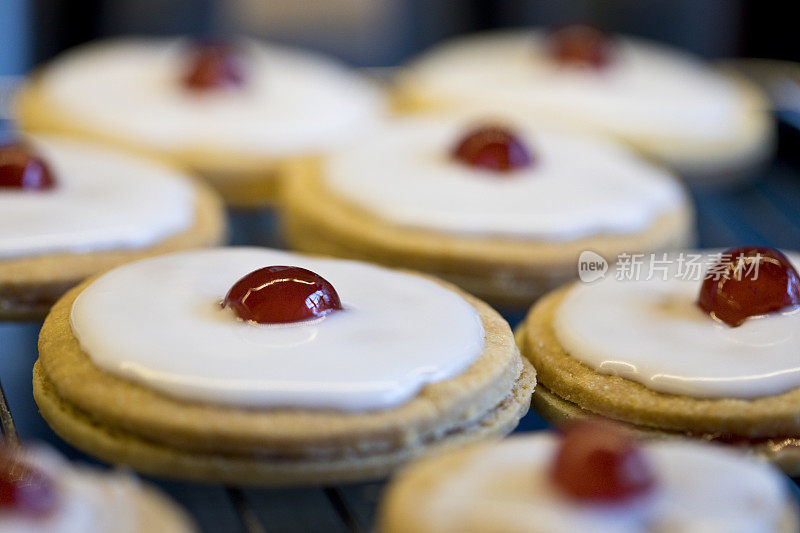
377,436,800,533
281,168,695,309
35,273,535,485
0,179,226,321
519,285,800,475
15,80,309,207
392,71,775,188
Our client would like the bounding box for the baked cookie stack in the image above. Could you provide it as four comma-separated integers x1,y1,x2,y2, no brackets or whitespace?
519,247,800,474
33,248,535,484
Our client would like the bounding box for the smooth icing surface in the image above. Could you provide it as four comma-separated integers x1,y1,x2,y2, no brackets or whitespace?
37,38,383,156
413,434,789,533
0,136,195,259
0,446,192,533
70,248,485,411
405,30,744,142
554,252,800,399
324,119,685,240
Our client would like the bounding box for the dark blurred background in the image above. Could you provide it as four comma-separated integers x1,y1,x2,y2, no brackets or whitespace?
1,0,797,75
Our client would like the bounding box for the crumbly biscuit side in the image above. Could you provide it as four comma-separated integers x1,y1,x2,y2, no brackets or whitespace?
33,357,535,485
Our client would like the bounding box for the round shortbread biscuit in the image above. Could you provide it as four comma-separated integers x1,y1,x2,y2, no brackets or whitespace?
518,284,800,474
34,271,535,485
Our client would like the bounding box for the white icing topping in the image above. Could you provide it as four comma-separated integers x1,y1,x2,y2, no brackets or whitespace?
70,248,485,411
404,30,743,142
554,252,800,399
0,136,195,259
0,446,192,533
37,38,384,156
413,434,789,533
324,119,685,240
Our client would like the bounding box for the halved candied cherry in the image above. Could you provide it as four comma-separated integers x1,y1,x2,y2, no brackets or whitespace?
548,24,613,68
452,125,534,173
698,246,800,327
223,266,342,324
550,419,655,502
0,142,55,190
183,40,247,91
0,448,58,516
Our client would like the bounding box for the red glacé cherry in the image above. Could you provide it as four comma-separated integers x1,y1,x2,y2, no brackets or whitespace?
550,419,655,503
0,143,55,190
698,246,800,327
549,24,613,69
1,448,58,516
452,126,533,173
223,266,342,324
183,41,246,91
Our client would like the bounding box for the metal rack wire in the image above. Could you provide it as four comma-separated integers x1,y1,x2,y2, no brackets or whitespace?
227,487,268,533
0,379,19,447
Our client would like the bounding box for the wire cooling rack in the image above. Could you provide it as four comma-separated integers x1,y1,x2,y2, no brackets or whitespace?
0,380,19,446
3,81,800,532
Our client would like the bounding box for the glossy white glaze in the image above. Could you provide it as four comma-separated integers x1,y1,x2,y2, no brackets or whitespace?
0,136,195,259
37,38,384,156
404,30,743,143
554,252,800,398
413,434,788,533
325,119,684,240
70,248,485,411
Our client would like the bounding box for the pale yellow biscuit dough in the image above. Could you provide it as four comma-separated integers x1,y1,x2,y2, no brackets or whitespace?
34,274,535,484
0,179,226,320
